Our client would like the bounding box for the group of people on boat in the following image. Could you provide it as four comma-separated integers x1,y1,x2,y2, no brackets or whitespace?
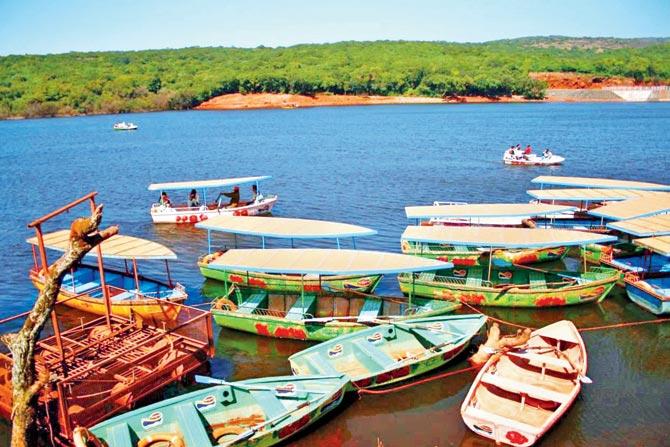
159,185,260,209
506,144,553,160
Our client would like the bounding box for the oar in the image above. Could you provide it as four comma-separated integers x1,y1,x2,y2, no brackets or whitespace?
195,375,329,394
512,263,582,284
381,320,467,340
517,346,592,384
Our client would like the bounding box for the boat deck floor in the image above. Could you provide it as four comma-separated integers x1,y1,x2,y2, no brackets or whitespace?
474,384,552,428
494,355,575,394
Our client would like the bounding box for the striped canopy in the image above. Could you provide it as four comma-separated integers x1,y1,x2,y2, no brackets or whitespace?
405,203,575,219
607,214,670,237
26,229,177,260
196,216,376,239
205,248,452,274
401,225,616,248
531,175,670,191
590,194,670,221
148,176,270,191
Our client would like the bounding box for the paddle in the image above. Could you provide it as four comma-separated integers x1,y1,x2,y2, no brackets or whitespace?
195,375,330,394
385,320,467,340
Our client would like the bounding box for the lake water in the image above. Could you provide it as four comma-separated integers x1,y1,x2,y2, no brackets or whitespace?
0,102,669,446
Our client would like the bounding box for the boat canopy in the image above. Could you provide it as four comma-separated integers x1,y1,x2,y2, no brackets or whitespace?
26,229,177,260
205,248,452,275
633,236,670,257
405,203,576,219
195,215,376,239
531,175,670,191
148,176,271,191
607,214,670,237
589,194,670,221
401,225,616,248
527,188,662,202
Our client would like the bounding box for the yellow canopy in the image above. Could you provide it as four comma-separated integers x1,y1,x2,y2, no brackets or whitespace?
195,215,376,239
148,176,270,191
607,214,670,237
206,248,450,274
527,188,662,202
590,194,670,221
26,229,177,260
401,225,616,248
633,236,670,257
405,203,575,219
531,175,670,191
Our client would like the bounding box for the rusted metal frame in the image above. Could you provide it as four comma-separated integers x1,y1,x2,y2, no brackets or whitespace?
89,196,113,330
27,191,98,228
56,381,72,438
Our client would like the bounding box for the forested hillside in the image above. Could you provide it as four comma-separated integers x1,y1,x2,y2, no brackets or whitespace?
1,38,669,118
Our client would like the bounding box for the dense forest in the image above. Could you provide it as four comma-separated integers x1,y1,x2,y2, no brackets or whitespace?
1,37,669,118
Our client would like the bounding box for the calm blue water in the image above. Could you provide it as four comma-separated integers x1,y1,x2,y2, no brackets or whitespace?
0,103,669,446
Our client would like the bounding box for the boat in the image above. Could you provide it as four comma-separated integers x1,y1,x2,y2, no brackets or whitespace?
530,175,670,191
503,152,565,166
148,176,278,224
27,229,187,320
400,226,612,268
623,236,670,315
289,314,486,389
208,248,458,340
113,121,138,130
197,215,382,294
398,265,619,307
405,202,577,228
461,320,587,446
72,374,349,447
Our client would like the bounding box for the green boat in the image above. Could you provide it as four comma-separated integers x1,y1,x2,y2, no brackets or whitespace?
289,314,486,389
398,265,619,307
212,285,461,341
72,374,349,447
196,215,383,294
580,241,645,265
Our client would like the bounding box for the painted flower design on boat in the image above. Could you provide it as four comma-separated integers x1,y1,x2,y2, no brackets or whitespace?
141,411,163,430
505,430,529,445
328,344,344,358
195,395,217,412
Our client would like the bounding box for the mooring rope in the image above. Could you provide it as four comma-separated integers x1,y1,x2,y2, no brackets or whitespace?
355,365,479,397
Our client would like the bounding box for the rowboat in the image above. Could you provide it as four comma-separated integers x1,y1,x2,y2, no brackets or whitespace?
73,374,349,447
197,215,382,294
405,202,577,228
27,230,186,320
208,248,457,340
289,314,486,389
398,266,619,307
113,121,138,130
148,176,278,224
400,226,612,268
503,152,565,166
461,320,587,446
213,285,460,341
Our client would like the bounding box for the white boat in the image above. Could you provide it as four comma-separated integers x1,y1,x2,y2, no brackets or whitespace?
503,152,564,166
113,121,138,130
148,176,278,224
461,320,587,446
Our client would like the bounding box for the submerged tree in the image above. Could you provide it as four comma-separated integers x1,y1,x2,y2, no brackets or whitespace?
2,205,118,447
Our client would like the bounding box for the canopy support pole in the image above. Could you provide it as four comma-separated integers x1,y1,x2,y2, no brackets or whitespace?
203,189,207,206
132,258,140,299
207,230,212,254
487,246,493,282
90,197,113,330
165,260,173,287
352,237,356,249
291,238,294,248
410,272,415,309
234,234,238,249
582,245,587,273
262,236,266,249
336,238,341,249
301,274,305,311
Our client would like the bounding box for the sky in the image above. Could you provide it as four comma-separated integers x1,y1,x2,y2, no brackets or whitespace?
0,0,668,55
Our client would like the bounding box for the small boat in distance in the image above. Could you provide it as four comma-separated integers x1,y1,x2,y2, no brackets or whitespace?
113,121,138,130
461,320,588,446
503,152,565,166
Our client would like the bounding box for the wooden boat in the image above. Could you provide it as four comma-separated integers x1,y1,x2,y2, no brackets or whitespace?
398,266,619,307
400,226,612,268
461,320,587,446
208,248,456,340
212,285,460,341
27,230,186,321
289,314,486,389
148,176,278,224
73,374,349,447
197,215,381,294
580,241,643,265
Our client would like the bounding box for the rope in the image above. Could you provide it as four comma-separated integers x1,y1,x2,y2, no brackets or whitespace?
578,317,670,332
459,301,535,331
355,365,478,396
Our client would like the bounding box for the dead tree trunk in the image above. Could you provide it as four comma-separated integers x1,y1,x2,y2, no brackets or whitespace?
6,205,118,447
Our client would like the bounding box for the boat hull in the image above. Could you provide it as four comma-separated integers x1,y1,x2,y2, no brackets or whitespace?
150,196,278,224
402,244,567,268
624,279,670,315
397,268,618,307
503,154,565,166
199,263,382,294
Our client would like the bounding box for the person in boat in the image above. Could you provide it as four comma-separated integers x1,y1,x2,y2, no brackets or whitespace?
543,148,553,158
217,186,240,208
188,189,200,207
523,144,533,159
506,146,515,157
250,184,263,203
159,191,171,207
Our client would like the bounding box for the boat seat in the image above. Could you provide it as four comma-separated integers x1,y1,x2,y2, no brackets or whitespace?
173,402,213,447
237,293,267,315
408,326,449,348
104,423,133,447
357,298,383,322
306,354,341,375
481,373,569,404
466,268,483,287
69,281,100,294
250,390,287,420
418,272,435,282
528,271,547,290
111,291,135,301
464,405,542,436
285,294,316,321
352,339,395,369
507,350,575,372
